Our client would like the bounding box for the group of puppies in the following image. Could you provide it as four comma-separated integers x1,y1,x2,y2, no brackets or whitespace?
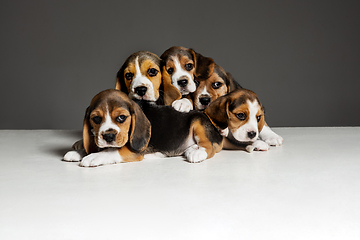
63,46,283,167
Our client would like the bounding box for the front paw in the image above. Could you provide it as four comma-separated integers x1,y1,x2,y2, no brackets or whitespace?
259,127,284,147
79,150,122,167
172,99,193,112
63,150,86,162
263,134,283,146
252,140,270,151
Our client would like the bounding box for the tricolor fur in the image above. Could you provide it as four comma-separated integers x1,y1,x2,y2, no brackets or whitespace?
116,51,180,105
63,89,151,167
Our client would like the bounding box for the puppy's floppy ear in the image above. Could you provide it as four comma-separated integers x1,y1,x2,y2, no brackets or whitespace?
192,50,215,79
82,106,98,154
129,101,151,152
161,65,182,105
204,95,229,130
226,72,242,93
115,66,129,94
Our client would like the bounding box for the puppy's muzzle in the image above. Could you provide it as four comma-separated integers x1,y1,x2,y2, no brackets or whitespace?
135,86,147,97
177,79,188,87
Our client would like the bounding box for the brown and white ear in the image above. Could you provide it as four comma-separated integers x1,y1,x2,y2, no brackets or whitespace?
161,65,182,105
115,67,129,94
204,95,229,130
82,107,98,154
129,101,151,152
193,51,215,79
226,72,242,93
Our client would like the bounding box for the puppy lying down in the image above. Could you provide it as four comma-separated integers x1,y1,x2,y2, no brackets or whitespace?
64,88,270,167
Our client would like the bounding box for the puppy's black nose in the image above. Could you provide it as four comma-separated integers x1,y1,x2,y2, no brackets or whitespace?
103,133,116,143
247,131,257,139
199,97,211,106
178,79,188,87
135,86,147,97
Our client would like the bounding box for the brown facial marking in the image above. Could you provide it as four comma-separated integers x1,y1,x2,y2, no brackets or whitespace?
111,107,132,147
140,59,161,99
123,63,136,93
256,108,265,132
193,73,227,110
227,103,251,134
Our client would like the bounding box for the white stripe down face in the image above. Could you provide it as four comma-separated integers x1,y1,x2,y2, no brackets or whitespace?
228,99,265,143
123,55,162,101
165,55,196,95
89,103,132,149
193,72,228,110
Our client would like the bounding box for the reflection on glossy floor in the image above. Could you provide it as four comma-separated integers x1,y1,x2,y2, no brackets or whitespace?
0,128,359,240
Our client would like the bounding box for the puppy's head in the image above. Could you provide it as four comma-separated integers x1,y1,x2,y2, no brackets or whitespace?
116,51,162,102
161,46,215,96
193,64,241,110
83,89,151,154
204,88,265,143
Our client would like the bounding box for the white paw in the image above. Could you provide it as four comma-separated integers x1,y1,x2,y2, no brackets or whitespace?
252,140,270,151
172,99,193,112
263,134,283,146
246,145,255,153
259,126,284,146
219,128,229,137
79,150,122,167
185,145,208,163
63,150,86,162
143,152,167,159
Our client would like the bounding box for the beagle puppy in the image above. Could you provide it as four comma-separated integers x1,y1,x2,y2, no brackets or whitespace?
160,46,215,112
63,89,151,167
193,64,241,110
141,87,270,163
190,55,284,147
204,88,270,152
116,51,180,105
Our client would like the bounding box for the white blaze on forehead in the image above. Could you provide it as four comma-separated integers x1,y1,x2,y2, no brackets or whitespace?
129,56,156,101
97,106,121,148
194,85,209,110
232,100,261,142
171,57,196,94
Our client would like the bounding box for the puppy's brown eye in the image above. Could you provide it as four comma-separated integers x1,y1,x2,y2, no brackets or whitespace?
125,72,133,81
236,113,246,121
212,82,223,89
116,115,127,123
257,115,262,122
195,80,200,87
167,68,174,75
148,68,158,77
92,116,102,124
185,63,193,71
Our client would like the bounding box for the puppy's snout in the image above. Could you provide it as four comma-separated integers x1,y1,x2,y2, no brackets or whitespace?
102,133,116,143
247,131,257,139
199,97,211,106
177,79,188,87
135,86,147,97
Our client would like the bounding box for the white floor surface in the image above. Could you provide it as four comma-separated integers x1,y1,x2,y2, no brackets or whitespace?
0,127,359,240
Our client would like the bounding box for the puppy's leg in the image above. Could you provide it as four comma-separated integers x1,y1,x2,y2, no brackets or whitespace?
80,146,143,167
185,121,219,163
259,125,284,146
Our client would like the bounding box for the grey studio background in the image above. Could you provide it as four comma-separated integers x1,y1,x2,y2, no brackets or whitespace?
1,0,359,129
